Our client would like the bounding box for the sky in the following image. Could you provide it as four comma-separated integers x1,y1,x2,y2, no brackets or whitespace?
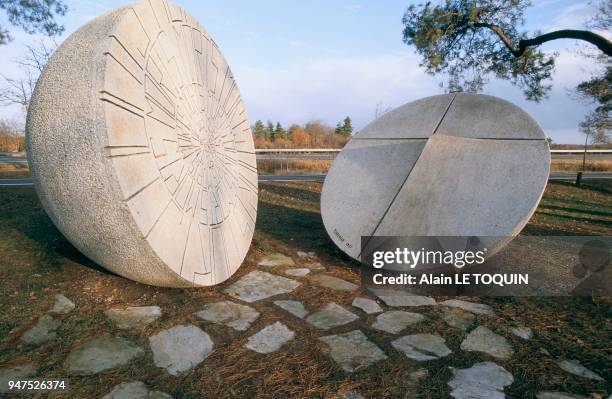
0,0,607,143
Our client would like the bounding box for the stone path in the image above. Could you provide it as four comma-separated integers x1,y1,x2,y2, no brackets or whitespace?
244,322,295,353
224,271,300,302
273,300,308,319
149,324,214,376
310,274,358,291
258,253,295,267
65,335,143,375
448,361,514,399
195,301,259,331
460,326,513,360
306,303,359,330
442,299,495,315
0,364,36,394
351,297,383,314
49,294,75,315
442,308,476,331
284,268,310,277
102,381,173,399
105,306,161,330
392,334,452,361
369,288,436,306
371,311,425,334
21,315,60,346
9,252,605,398
319,330,387,373
557,359,604,381
511,326,533,340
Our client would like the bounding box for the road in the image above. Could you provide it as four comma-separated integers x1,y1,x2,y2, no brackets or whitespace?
2,172,611,187
1,153,611,163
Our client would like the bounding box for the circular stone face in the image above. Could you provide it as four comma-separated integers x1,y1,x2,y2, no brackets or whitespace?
26,0,257,287
320,93,550,262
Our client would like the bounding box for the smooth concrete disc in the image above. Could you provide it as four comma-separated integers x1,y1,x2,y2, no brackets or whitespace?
321,93,550,261
26,0,257,287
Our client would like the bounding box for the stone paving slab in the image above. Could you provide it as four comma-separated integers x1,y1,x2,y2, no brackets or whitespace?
460,326,513,360
557,359,603,381
319,330,387,373
102,381,173,399
442,299,495,316
511,326,533,340
105,306,161,330
258,253,295,267
224,271,300,302
352,297,383,314
392,333,451,361
306,303,359,330
369,289,436,307
195,301,259,331
297,251,317,258
371,311,425,334
273,300,308,319
305,262,326,271
310,274,359,292
442,308,476,331
284,268,310,277
21,315,60,346
536,392,590,399
49,294,75,315
65,335,143,375
448,361,514,399
149,325,214,376
244,322,295,354
0,363,36,394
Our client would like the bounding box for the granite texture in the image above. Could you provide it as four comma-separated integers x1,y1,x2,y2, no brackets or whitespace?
26,0,257,287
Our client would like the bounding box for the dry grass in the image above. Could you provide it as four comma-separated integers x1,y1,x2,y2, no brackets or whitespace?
0,182,610,398
551,159,612,172
0,163,29,179
257,160,333,175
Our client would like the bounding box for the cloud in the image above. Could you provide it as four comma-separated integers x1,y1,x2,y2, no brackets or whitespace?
234,52,441,130
545,2,593,31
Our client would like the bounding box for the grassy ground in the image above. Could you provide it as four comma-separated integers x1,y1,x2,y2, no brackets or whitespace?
0,182,610,398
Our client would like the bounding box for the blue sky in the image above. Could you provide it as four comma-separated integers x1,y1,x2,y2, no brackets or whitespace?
0,0,606,143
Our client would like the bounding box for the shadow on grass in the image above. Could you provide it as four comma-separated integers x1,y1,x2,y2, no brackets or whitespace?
256,197,355,265
0,187,113,275
539,204,612,218
260,182,322,204
554,180,612,195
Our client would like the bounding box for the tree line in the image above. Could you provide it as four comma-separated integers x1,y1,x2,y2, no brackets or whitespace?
252,117,352,148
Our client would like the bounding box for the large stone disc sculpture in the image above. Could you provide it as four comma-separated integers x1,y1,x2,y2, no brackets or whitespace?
321,93,550,262
26,0,258,287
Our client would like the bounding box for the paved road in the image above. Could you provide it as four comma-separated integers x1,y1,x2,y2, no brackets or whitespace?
1,153,610,163
2,173,611,187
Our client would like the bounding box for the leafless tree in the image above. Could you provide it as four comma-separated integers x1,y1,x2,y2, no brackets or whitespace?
0,40,56,112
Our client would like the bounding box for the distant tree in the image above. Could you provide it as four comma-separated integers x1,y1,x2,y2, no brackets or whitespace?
252,120,267,140
0,0,68,45
274,122,287,140
266,120,275,141
545,136,553,146
577,66,611,146
290,127,311,147
341,116,353,136
335,116,353,136
402,0,611,101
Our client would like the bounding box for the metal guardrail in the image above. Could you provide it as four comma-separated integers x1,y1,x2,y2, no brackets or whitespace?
2,172,611,187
